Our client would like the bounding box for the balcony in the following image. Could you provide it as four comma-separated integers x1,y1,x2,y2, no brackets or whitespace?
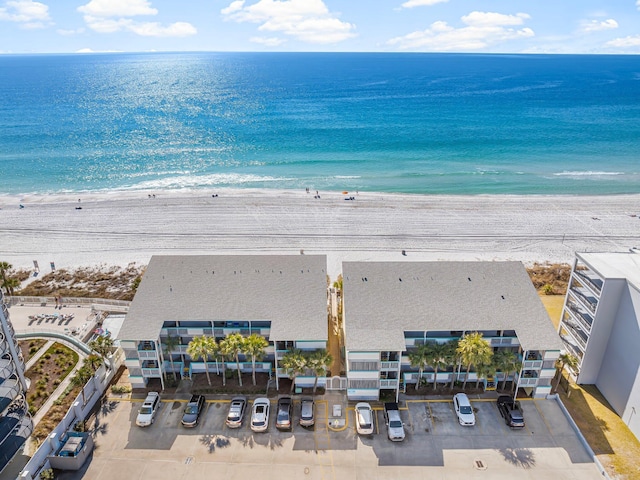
380,361,399,370
137,341,156,352
563,322,588,350
566,302,593,332
574,270,603,296
141,368,161,377
560,334,584,360
568,288,597,315
380,379,398,389
0,379,21,414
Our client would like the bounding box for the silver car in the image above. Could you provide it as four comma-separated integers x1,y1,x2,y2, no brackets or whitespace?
226,396,247,428
250,397,270,432
299,397,315,427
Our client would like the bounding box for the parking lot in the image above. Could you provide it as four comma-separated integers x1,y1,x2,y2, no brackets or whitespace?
58,395,604,480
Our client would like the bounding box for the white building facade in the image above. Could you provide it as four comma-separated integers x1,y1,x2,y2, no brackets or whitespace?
559,251,640,441
118,255,329,391
343,261,562,401
0,290,32,474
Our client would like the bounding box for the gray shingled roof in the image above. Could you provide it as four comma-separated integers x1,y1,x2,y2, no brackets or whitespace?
343,261,562,352
119,255,328,342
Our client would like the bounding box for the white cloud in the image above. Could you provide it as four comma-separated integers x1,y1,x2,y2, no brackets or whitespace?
579,18,618,33
606,35,640,48
400,0,448,8
221,0,356,44
250,36,286,46
461,11,530,27
75,47,121,53
78,0,196,37
77,0,157,18
0,0,51,28
128,21,197,37
57,27,85,36
221,0,244,15
387,11,534,51
637,0,640,9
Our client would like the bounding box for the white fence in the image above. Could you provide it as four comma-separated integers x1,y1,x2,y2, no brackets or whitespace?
7,296,131,312
17,348,124,480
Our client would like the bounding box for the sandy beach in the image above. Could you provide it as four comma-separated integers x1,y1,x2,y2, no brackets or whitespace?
1,189,639,279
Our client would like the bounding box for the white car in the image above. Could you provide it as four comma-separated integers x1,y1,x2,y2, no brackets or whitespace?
355,402,374,435
250,397,270,432
136,392,161,427
453,393,476,426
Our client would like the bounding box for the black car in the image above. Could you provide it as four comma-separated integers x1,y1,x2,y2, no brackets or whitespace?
181,395,205,427
497,395,525,428
275,396,293,431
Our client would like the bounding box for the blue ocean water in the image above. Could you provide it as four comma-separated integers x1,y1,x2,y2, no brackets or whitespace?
1,52,639,195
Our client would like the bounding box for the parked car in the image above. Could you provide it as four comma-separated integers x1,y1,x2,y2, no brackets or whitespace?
226,396,247,429
250,397,270,432
136,392,161,427
275,396,293,431
299,397,315,427
497,395,525,428
453,393,476,426
383,402,405,441
355,402,374,435
181,395,205,427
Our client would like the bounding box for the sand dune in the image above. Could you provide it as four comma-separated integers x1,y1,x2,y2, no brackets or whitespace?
1,189,639,279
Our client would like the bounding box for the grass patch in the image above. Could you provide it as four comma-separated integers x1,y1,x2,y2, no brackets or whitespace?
18,339,47,364
539,294,565,329
559,380,640,479
16,263,145,300
25,343,79,415
527,262,571,295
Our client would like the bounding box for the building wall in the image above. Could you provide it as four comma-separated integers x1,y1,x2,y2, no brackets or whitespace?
596,286,640,423
577,279,625,384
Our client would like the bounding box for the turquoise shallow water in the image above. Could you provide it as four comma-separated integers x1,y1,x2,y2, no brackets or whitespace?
1,52,639,195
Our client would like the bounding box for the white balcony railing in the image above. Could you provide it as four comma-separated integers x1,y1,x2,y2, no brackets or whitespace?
380,361,399,370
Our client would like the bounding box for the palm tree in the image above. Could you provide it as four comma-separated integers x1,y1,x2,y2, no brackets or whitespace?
554,353,579,393
0,261,12,288
476,361,497,389
89,335,114,370
408,344,431,391
72,364,93,405
444,341,461,389
85,353,103,373
427,342,451,391
162,335,180,382
219,333,245,386
307,349,333,394
242,333,269,386
187,336,217,386
493,350,519,391
280,349,307,393
2,277,19,296
456,332,493,390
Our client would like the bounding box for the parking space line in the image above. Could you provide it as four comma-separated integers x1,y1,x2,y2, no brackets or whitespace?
313,400,336,480
426,402,436,434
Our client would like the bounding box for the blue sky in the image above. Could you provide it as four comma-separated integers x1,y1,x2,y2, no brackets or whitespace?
1,0,639,54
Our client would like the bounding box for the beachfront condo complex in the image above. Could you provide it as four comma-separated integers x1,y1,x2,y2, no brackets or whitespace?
342,261,562,401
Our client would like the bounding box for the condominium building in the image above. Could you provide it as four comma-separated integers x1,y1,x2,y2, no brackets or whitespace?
118,255,329,390
342,261,562,401
0,290,32,473
559,251,640,440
